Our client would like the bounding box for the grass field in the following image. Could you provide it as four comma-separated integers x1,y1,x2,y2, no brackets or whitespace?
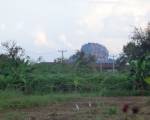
0,91,150,120
0,91,83,110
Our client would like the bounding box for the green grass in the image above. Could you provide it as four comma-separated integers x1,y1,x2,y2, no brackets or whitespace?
0,90,82,110
103,106,118,116
0,90,149,110
3,112,26,120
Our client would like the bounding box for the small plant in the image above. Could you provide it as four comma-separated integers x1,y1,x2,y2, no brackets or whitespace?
103,106,118,116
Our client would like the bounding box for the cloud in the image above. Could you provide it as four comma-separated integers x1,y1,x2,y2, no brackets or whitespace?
58,34,74,49
77,0,116,30
34,32,48,46
88,0,120,4
111,0,150,27
34,31,57,50
0,24,6,31
78,0,150,31
16,21,24,30
0,0,150,61
74,0,150,55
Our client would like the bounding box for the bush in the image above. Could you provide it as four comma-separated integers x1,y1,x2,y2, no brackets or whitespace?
100,73,132,90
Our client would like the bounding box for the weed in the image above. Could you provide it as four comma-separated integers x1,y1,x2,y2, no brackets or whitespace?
103,106,118,116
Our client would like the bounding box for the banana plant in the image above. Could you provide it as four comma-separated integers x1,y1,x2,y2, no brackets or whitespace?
129,57,147,90
144,55,150,85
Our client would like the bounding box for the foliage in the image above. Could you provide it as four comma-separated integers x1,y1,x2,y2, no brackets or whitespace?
72,51,97,73
100,73,131,90
117,23,150,90
0,31,149,95
0,40,32,93
129,58,149,90
103,106,118,115
116,54,128,71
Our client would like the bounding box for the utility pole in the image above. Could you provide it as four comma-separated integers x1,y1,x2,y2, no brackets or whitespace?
111,55,117,72
58,50,67,63
112,55,115,72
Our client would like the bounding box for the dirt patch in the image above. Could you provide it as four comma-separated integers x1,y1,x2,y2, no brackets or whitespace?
1,97,150,120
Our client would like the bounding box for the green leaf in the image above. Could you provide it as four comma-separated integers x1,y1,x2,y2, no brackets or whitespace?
145,77,150,84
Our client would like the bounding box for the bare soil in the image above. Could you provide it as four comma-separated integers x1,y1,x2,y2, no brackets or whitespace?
1,97,150,120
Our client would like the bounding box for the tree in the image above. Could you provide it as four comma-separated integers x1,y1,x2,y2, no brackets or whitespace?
123,42,139,60
116,54,128,71
0,40,32,93
54,57,67,63
121,23,150,90
1,40,25,60
73,51,96,72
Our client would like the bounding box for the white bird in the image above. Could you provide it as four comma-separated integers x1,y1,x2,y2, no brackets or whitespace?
75,104,80,111
88,101,92,107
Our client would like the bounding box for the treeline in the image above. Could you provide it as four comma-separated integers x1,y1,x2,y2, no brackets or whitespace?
0,23,150,95
0,45,130,95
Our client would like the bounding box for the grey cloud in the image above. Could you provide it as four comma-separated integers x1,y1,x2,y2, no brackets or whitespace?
0,0,149,61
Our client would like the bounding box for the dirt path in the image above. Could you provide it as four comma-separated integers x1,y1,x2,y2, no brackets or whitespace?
1,97,150,120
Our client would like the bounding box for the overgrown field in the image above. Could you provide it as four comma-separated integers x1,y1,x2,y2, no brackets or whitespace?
0,89,145,111
1,95,150,120
0,62,147,95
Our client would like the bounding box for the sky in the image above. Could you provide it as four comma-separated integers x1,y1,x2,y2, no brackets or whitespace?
0,0,150,61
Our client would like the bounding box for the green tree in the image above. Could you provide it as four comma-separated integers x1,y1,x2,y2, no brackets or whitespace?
73,51,96,72
121,23,150,90
0,40,32,93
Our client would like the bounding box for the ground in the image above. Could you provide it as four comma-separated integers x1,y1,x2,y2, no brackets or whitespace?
1,97,150,120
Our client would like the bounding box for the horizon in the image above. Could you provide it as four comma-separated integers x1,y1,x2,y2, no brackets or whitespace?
0,0,150,61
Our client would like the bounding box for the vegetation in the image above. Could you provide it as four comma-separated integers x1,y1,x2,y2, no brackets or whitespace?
0,23,150,114
0,90,82,110
117,23,150,90
0,41,132,94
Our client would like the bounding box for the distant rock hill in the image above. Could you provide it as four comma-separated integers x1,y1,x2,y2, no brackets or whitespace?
69,43,113,64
